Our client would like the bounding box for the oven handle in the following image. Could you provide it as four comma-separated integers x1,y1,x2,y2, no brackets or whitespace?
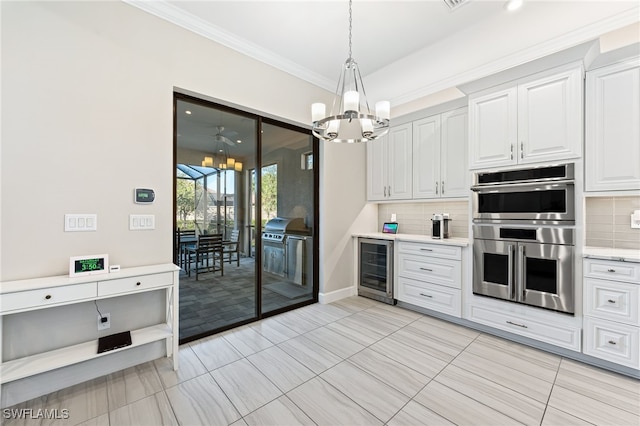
517,245,525,302
508,244,515,300
471,179,574,192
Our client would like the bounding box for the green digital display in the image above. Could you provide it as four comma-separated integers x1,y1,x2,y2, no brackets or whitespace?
75,257,105,273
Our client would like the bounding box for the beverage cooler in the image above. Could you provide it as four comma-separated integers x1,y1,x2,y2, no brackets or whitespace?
358,238,395,305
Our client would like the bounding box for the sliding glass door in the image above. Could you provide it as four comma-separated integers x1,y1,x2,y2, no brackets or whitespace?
174,93,317,343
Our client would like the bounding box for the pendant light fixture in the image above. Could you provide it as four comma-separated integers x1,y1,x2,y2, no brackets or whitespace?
311,0,390,143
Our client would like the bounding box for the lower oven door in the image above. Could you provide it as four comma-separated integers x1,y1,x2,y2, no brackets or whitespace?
518,241,574,314
473,238,515,301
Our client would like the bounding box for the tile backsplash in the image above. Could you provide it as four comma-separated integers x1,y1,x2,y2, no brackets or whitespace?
378,201,469,238
585,196,640,250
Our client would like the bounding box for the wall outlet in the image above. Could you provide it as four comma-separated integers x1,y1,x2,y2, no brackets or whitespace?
391,213,397,222
97,313,111,331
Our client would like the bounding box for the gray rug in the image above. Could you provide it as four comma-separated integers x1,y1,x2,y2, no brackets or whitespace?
264,281,312,300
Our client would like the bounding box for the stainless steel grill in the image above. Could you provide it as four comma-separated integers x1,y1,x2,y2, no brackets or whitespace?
262,217,311,286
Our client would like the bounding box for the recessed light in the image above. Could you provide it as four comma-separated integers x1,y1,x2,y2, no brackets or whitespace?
237,140,242,144
505,0,523,11
185,110,192,115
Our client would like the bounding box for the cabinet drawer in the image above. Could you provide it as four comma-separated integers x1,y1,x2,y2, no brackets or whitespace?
0,283,96,313
397,253,461,289
397,241,461,260
397,277,461,317
98,272,173,297
584,317,639,369
584,259,640,284
468,304,581,351
585,278,639,326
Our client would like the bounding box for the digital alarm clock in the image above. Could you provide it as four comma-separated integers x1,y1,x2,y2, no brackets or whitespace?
69,254,109,277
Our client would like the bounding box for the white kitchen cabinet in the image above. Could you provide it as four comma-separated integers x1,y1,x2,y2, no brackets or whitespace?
413,108,468,199
583,258,640,369
585,57,640,192
469,64,583,169
396,241,462,317
367,123,412,201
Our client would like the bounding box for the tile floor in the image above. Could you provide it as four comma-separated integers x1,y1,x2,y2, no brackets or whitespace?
4,297,639,426
179,257,314,340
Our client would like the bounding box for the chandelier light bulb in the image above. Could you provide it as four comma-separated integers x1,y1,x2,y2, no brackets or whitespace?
375,101,390,121
311,103,326,122
343,91,359,113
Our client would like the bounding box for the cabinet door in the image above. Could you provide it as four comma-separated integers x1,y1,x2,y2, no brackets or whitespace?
469,87,518,169
518,66,582,164
586,58,640,191
441,107,469,198
387,123,413,200
412,115,441,199
366,135,388,201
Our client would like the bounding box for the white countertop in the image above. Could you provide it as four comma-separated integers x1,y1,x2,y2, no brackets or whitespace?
353,232,469,247
583,247,640,263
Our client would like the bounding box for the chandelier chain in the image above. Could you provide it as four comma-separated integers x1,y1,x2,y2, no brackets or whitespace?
348,0,352,60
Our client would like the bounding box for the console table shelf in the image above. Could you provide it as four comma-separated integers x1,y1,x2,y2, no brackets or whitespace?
0,263,179,405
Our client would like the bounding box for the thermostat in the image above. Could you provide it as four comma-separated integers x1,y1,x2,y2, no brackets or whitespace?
134,188,155,204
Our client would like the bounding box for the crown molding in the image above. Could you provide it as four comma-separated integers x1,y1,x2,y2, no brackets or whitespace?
389,7,640,107
123,0,335,91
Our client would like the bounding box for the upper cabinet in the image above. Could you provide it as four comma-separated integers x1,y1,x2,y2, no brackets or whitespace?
367,123,413,201
469,64,583,170
413,107,468,199
585,57,640,192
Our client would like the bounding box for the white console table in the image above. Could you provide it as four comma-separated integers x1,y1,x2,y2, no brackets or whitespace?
0,263,179,403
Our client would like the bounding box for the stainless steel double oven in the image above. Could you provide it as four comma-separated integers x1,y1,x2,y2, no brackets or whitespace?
471,163,576,314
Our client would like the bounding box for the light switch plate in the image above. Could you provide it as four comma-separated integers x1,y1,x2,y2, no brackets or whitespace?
65,214,97,232
631,210,640,229
129,214,155,230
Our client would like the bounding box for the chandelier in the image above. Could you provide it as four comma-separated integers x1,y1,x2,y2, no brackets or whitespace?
311,0,390,143
201,126,242,171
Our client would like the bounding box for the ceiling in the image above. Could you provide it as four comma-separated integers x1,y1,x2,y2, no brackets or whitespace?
136,0,638,161
126,0,639,109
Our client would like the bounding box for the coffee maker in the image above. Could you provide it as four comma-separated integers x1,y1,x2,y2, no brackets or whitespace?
431,213,450,239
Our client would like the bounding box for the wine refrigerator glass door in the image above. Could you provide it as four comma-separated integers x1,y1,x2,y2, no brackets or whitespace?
358,238,393,302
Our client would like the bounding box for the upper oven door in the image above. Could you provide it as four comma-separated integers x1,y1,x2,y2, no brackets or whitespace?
472,181,574,222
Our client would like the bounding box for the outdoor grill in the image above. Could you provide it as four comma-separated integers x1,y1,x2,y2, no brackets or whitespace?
262,217,311,286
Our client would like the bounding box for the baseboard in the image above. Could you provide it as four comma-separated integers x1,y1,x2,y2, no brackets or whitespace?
318,286,356,304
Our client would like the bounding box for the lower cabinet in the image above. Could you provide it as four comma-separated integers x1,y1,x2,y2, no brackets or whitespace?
583,258,640,369
467,303,582,351
396,241,462,317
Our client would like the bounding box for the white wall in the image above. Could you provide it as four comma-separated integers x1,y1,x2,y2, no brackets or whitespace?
0,0,368,285
0,1,374,405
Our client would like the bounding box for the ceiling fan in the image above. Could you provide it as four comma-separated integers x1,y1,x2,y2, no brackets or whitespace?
211,126,237,146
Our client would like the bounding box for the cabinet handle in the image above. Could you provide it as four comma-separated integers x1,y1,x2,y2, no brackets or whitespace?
607,299,616,304
388,186,391,197
506,320,528,329
136,282,141,286
441,181,445,194
607,269,616,273
419,267,433,272
45,294,52,300
520,141,524,159
510,144,513,160
419,293,433,298
420,248,433,252
608,340,617,345
435,181,438,195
